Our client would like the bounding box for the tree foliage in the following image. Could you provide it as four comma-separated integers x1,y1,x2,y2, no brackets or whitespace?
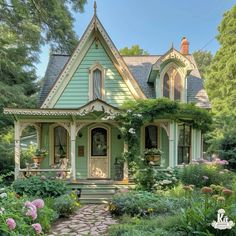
204,4,236,162
205,4,236,116
192,50,213,78
119,44,149,56
0,0,87,174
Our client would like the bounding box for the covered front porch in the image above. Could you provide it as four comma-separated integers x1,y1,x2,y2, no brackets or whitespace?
4,99,202,182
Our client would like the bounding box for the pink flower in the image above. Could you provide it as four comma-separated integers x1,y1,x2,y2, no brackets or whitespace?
32,223,42,234
32,199,44,209
26,209,37,220
25,201,37,212
6,218,16,230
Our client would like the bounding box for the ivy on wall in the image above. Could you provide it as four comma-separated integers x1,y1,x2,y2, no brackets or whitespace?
107,98,212,169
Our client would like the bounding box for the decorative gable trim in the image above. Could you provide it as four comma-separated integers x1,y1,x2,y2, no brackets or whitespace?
41,15,146,108
4,99,119,117
153,48,195,73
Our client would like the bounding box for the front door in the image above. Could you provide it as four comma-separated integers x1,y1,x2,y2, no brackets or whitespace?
88,127,109,178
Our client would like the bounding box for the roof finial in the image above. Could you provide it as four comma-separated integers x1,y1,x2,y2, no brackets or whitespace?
94,1,97,15
171,42,174,49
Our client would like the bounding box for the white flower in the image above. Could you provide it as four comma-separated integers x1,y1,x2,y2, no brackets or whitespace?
0,207,5,214
165,173,172,177
162,180,172,185
0,193,7,198
128,128,136,134
127,109,132,113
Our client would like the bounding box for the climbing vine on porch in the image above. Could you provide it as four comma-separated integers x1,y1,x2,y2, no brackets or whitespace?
106,98,212,168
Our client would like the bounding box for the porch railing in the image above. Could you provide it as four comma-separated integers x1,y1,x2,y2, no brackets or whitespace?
19,168,71,179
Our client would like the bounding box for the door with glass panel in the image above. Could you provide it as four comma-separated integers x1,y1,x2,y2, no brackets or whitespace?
89,127,109,178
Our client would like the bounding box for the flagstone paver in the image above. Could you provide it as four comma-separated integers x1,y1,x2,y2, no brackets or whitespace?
47,204,117,236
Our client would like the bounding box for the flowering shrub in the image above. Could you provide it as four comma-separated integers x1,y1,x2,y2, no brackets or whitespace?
12,175,66,197
0,190,57,235
134,159,179,191
179,161,234,188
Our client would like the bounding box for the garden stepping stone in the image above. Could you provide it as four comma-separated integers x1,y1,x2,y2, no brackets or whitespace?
46,204,117,236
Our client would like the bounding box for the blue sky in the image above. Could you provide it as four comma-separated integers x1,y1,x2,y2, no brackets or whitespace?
36,0,235,78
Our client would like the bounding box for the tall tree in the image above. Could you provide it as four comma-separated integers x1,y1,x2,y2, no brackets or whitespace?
0,0,87,128
119,45,149,56
192,50,213,78
205,4,236,116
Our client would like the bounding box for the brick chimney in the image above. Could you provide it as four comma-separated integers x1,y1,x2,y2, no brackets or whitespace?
180,37,189,54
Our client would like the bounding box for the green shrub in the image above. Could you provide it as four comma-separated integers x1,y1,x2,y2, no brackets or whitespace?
12,175,66,197
109,191,188,217
52,192,80,217
108,215,184,236
179,163,234,188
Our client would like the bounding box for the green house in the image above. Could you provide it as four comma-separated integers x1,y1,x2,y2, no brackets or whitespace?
4,9,210,182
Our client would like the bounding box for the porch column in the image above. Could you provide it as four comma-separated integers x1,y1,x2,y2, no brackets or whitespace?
14,121,21,179
70,122,76,181
169,122,176,167
123,142,129,183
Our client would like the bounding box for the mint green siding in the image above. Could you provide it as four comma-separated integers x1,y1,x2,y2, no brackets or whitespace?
76,126,88,178
55,41,134,108
110,126,124,179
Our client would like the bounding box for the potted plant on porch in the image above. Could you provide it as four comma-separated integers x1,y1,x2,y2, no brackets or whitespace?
32,148,48,166
144,148,163,166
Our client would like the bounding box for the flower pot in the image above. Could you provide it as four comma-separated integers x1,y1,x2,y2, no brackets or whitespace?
145,154,161,165
32,156,44,166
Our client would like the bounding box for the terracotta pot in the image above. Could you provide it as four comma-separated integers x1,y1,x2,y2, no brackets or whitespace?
32,156,44,165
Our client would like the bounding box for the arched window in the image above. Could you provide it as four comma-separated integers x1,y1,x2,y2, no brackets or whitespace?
174,72,181,100
54,126,68,164
163,73,170,98
93,68,102,99
145,125,158,149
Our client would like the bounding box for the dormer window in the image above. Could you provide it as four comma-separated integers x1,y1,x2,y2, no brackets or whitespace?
89,63,104,101
162,69,182,101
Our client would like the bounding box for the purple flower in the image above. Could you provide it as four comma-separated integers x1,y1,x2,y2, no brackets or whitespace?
32,223,42,234
32,199,44,209
6,218,16,230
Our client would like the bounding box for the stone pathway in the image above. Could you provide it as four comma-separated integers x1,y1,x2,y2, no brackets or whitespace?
47,204,117,236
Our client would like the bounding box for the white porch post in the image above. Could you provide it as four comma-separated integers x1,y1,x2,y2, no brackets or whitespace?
123,142,129,183
14,121,21,179
169,122,175,167
70,122,76,181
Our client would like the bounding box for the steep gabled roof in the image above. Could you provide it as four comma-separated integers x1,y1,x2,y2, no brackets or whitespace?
39,54,210,108
40,14,146,108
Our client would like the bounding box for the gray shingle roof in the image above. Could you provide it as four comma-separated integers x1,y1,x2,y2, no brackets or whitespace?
39,53,210,108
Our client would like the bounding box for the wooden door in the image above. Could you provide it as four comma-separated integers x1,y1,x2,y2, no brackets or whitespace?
89,127,109,178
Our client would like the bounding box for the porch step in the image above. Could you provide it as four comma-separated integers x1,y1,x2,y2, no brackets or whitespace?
66,181,135,204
